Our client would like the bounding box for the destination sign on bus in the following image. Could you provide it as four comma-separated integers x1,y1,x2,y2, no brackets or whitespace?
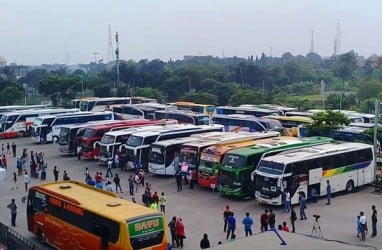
128,215,164,237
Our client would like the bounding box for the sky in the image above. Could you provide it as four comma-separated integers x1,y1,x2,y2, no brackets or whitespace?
0,0,381,65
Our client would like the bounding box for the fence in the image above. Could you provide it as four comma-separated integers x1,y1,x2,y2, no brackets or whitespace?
0,222,42,250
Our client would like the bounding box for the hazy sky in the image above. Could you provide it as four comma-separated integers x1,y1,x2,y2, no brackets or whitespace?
1,0,381,65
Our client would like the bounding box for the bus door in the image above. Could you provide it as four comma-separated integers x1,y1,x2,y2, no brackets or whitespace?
94,223,109,250
308,167,322,199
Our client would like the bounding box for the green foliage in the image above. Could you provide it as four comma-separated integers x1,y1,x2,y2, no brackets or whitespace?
306,110,350,136
325,93,357,110
116,83,128,97
0,84,23,105
283,82,319,96
180,92,218,105
39,75,82,106
363,128,382,144
134,87,165,102
357,79,382,100
207,83,240,105
289,99,311,111
229,89,262,106
93,84,112,97
333,51,357,80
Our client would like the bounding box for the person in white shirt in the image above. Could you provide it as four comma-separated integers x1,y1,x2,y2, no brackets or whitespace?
106,181,113,192
23,172,30,192
359,211,367,241
284,190,291,213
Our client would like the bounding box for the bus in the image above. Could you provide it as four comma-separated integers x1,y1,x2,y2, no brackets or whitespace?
81,119,176,160
265,116,313,137
113,103,167,120
167,102,215,115
0,108,79,139
80,97,132,112
122,124,224,168
154,110,210,125
250,104,297,116
131,96,157,104
31,111,120,143
218,136,333,198
254,142,374,205
98,126,168,163
148,132,229,176
0,104,47,115
58,123,91,155
26,181,167,250
216,106,279,117
197,131,280,189
212,114,282,132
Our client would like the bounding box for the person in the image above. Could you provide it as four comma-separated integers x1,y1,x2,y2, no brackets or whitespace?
226,212,236,240
7,199,17,226
53,166,59,181
326,180,331,205
371,205,377,237
139,171,145,187
200,233,210,249
175,218,185,248
23,171,30,192
134,173,140,192
242,212,254,237
290,206,297,233
311,187,318,203
106,181,113,192
260,209,269,232
223,205,231,232
76,145,81,160
11,142,16,157
284,190,291,213
152,191,159,204
269,209,276,230
175,171,182,191
159,192,167,213
2,155,7,169
106,160,113,178
114,153,119,169
11,172,19,190
150,200,158,211
278,224,283,230
299,193,307,220
86,176,96,186
6,142,10,154
63,170,70,181
96,180,103,189
359,211,366,241
168,216,177,247
356,216,361,237
113,173,123,193
84,167,89,182
282,221,290,232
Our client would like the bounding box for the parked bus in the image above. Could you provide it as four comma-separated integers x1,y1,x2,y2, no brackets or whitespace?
122,124,224,168
131,96,157,104
254,142,374,205
0,108,79,139
31,111,120,143
113,103,167,120
216,106,279,117
197,131,280,189
81,119,176,160
218,136,333,198
251,104,297,116
212,114,282,132
148,132,229,176
80,97,132,112
167,102,215,115
58,123,90,155
67,97,99,109
0,104,47,115
27,181,167,250
154,110,210,125
265,116,313,137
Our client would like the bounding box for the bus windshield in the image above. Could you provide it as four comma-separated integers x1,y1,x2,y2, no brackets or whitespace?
219,170,238,188
222,154,246,168
58,127,70,145
83,129,96,138
101,134,115,144
80,101,95,111
149,146,164,164
257,160,285,175
196,116,210,125
127,135,143,147
199,159,218,169
180,150,198,166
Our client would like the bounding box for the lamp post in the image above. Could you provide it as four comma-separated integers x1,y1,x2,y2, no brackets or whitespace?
374,100,380,176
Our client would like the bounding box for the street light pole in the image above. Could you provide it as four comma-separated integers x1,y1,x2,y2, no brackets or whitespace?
374,100,379,176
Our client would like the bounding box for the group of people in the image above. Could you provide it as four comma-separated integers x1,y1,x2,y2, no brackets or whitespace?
168,216,186,248
356,205,378,241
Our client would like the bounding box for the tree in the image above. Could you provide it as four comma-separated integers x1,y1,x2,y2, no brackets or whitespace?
306,110,350,136
39,75,82,106
93,84,112,97
134,87,165,102
358,79,382,100
229,89,262,106
207,83,240,105
0,85,23,105
180,92,218,105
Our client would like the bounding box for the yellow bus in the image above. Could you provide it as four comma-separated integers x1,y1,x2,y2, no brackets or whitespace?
167,102,215,115
27,181,168,250
265,115,313,137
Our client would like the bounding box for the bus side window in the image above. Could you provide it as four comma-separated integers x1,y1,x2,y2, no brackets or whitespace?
284,164,292,174
332,154,345,168
291,162,305,176
344,152,356,166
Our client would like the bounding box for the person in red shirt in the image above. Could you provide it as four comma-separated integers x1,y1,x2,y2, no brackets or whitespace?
282,221,290,232
175,218,186,248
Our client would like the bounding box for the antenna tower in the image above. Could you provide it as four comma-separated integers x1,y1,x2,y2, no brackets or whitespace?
310,30,314,53
107,25,115,62
93,52,99,64
115,31,120,87
334,23,341,56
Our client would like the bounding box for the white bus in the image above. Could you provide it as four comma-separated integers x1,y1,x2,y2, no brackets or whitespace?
98,125,166,163
31,111,119,143
212,114,282,132
0,108,78,139
80,97,132,112
254,142,374,205
122,124,224,168
113,103,167,120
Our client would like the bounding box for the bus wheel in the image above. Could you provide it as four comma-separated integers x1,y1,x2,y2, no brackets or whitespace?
37,229,45,243
346,180,354,193
53,136,58,143
18,131,25,138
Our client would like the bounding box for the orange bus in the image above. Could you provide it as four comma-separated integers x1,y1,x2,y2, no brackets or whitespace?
80,119,176,160
197,136,279,189
26,181,168,250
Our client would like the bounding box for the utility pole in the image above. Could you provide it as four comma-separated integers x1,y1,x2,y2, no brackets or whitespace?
93,52,99,65
107,24,115,63
310,30,314,53
115,31,120,93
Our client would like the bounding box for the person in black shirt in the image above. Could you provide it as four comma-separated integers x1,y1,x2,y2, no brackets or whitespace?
290,206,297,233
200,233,210,249
371,205,378,237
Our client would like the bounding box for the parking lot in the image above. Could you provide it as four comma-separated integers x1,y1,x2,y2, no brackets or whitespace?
0,137,381,249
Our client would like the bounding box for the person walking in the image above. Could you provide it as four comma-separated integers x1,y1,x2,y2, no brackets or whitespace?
175,218,186,248
269,209,276,230
359,211,367,241
126,175,133,195
226,212,236,240
76,145,81,160
106,160,113,178
200,233,210,249
11,142,16,157
2,155,7,170
290,206,297,233
159,192,167,213
23,171,30,192
113,173,123,193
175,171,182,191
53,166,59,181
260,209,269,232
168,216,177,247
356,216,361,237
11,172,19,190
7,199,17,226
134,173,140,192
284,190,291,213
371,205,378,237
223,205,231,232
6,142,10,154
242,212,254,237
299,193,307,220
326,180,331,205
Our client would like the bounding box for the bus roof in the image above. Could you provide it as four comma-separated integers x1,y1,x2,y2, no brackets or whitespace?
224,136,334,157
155,109,209,117
259,142,372,165
217,106,279,114
128,124,223,138
33,181,161,222
265,115,313,123
37,111,113,120
102,125,166,137
284,111,313,117
1,108,78,116
83,119,151,131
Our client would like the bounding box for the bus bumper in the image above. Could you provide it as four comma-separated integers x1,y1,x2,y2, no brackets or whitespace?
197,174,218,188
0,131,19,139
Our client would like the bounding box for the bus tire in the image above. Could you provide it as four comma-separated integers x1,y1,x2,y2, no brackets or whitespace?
346,180,354,193
18,131,25,138
37,229,46,243
53,136,58,143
